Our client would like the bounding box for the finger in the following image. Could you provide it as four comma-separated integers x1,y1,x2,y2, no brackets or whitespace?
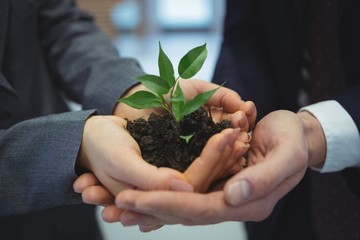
224,145,307,206
181,79,244,113
139,224,164,233
119,211,165,232
120,210,167,228
101,142,193,194
116,186,287,225
82,185,115,206
243,101,257,130
120,210,159,226
184,128,242,192
114,153,193,192
116,190,231,225
208,141,250,187
225,102,256,131
73,172,101,193
206,86,244,113
101,205,124,223
230,111,249,130
209,102,256,132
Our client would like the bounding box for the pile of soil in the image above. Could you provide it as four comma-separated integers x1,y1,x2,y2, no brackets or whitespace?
126,107,231,172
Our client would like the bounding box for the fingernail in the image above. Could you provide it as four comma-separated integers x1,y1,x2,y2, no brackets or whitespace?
246,102,255,115
170,179,194,192
238,112,248,129
226,179,250,205
139,224,163,232
239,131,251,143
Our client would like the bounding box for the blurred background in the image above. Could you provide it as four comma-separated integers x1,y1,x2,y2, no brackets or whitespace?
76,0,247,239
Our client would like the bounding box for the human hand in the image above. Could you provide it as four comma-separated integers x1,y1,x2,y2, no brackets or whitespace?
184,128,250,193
74,126,251,226
75,80,257,226
75,115,193,197
114,80,256,131
113,110,311,229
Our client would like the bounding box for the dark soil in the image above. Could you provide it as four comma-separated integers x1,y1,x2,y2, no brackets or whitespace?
126,107,231,172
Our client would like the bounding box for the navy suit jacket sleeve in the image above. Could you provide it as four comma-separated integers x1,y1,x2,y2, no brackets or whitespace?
212,0,279,119
213,0,360,128
334,85,360,131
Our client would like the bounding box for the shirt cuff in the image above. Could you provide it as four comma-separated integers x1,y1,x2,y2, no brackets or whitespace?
299,100,360,173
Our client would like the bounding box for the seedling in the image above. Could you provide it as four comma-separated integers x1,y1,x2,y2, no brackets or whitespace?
118,42,220,122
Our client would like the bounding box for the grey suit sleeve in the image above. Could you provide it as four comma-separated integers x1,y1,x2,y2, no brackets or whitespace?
0,110,96,217
37,0,145,114
0,0,145,217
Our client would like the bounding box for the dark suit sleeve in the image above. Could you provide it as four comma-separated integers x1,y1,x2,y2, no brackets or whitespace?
334,85,360,131
334,85,360,198
212,0,278,119
0,0,145,216
37,0,144,114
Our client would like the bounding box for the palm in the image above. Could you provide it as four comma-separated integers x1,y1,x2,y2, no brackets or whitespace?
246,110,308,200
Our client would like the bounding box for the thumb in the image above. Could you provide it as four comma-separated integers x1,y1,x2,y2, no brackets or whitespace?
224,149,303,206
123,155,194,192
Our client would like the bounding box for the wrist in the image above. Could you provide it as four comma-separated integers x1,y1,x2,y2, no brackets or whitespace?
297,111,327,168
113,83,144,116
75,116,95,174
76,139,91,176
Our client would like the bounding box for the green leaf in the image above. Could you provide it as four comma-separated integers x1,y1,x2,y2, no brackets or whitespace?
158,42,176,87
178,43,207,79
181,87,220,117
134,74,170,95
171,84,186,121
118,91,164,109
180,134,194,144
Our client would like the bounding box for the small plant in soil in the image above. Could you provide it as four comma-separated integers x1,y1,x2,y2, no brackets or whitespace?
118,43,231,172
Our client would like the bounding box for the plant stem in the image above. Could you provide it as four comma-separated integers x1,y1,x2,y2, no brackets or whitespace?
168,76,181,113
208,106,213,119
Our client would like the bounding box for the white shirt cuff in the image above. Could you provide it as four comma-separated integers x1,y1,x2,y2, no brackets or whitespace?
299,100,360,173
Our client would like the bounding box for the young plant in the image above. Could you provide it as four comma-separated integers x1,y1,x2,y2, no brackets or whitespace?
118,42,220,122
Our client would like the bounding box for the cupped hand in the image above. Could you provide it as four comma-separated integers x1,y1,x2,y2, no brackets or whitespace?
113,110,309,229
178,79,256,131
75,115,193,196
184,128,251,193
74,126,251,225
74,80,257,227
114,80,256,131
